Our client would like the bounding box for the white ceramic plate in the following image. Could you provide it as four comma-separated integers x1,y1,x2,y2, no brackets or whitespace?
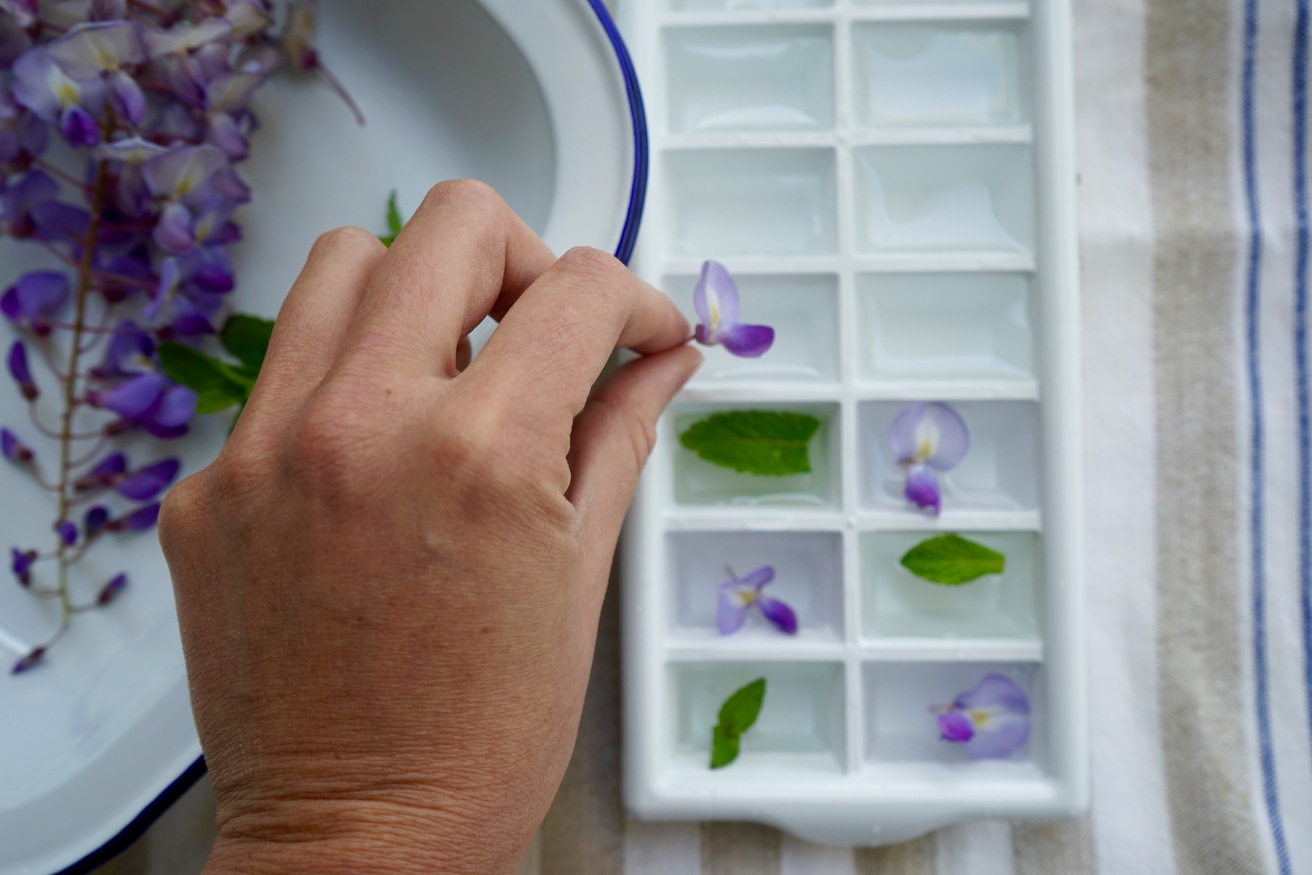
0,2,646,872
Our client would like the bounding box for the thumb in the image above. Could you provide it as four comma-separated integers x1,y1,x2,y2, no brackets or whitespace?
566,344,702,597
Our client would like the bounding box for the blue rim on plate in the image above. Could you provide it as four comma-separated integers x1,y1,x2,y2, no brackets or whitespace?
49,3,647,873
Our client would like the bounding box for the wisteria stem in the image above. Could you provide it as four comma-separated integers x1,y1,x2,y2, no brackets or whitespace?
51,160,110,630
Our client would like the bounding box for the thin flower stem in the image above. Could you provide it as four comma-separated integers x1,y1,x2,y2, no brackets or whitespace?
52,160,111,623
31,158,91,191
35,239,80,268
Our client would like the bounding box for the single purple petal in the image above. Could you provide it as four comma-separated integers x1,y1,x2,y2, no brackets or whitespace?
888,402,929,466
7,340,36,400
904,464,941,516
205,111,248,159
56,520,77,546
47,21,144,78
2,270,68,329
717,587,750,636
922,403,970,471
30,199,90,241
97,572,127,605
59,105,100,147
108,70,146,125
97,371,165,419
169,298,216,335
10,50,64,122
962,712,1030,760
142,143,227,202
97,321,153,377
938,710,975,743
153,201,194,254
758,597,798,635
719,323,775,358
1,427,33,462
734,565,775,592
187,248,234,292
95,135,166,164
147,257,179,320
89,451,128,480
115,457,180,500
953,673,1030,715
151,385,197,428
143,17,233,57
123,502,161,531
693,259,739,331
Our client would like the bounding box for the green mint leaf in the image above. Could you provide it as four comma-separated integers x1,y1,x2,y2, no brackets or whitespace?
157,342,246,413
387,191,404,235
709,724,740,769
680,411,821,476
899,534,1006,585
717,678,766,737
378,234,397,247
219,314,274,378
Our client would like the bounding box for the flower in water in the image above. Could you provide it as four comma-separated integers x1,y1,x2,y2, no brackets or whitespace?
889,402,970,516
2,270,68,337
1,427,33,463
936,673,1030,760
717,565,797,636
7,340,37,401
693,260,774,358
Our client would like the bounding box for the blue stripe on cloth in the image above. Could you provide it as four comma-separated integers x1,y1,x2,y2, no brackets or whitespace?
1248,0,1294,869
1297,0,1312,799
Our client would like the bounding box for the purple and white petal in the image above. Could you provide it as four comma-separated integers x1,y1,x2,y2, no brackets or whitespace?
95,135,166,164
961,712,1030,760
150,385,197,429
153,201,194,254
922,402,970,471
735,564,775,592
47,20,144,78
694,259,739,331
717,586,751,636
888,401,928,465
758,597,798,635
108,69,146,124
903,463,941,516
142,143,227,202
142,17,233,57
953,673,1030,715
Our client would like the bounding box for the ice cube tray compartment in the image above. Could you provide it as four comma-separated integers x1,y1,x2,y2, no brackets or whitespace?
857,272,1037,384
669,272,842,383
851,22,1029,128
669,661,848,777
860,531,1040,641
668,530,846,642
666,26,835,132
620,0,1083,845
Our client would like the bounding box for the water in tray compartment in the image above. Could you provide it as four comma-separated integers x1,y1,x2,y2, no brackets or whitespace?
670,272,840,382
669,531,844,641
859,400,1040,513
670,0,833,8
673,403,840,508
858,273,1035,382
861,531,1039,640
854,145,1035,254
667,148,839,257
667,26,834,133
671,662,846,776
852,23,1027,128
864,662,1043,770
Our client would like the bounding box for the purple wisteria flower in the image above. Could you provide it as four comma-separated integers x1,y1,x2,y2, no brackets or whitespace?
717,565,797,636
11,48,106,146
7,339,36,400
10,547,36,586
97,572,127,605
692,260,774,358
2,271,68,337
889,402,970,517
1,426,32,462
92,371,197,439
936,673,1031,760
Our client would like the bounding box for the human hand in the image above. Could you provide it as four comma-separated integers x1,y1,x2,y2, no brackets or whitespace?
158,181,700,875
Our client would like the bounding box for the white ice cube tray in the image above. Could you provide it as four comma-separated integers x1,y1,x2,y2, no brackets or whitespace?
617,0,1086,846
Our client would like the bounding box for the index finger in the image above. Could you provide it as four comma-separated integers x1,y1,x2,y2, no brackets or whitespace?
461,247,690,427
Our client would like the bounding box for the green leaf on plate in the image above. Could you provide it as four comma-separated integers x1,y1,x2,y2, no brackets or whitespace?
899,534,1006,586
708,678,766,770
709,724,740,770
220,314,274,379
679,411,821,476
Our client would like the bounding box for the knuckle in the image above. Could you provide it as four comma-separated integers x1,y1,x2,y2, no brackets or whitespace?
423,178,506,220
555,246,625,287
282,400,380,494
310,225,383,258
157,473,209,553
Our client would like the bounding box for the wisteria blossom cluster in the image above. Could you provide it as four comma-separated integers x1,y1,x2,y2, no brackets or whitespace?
0,0,345,674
